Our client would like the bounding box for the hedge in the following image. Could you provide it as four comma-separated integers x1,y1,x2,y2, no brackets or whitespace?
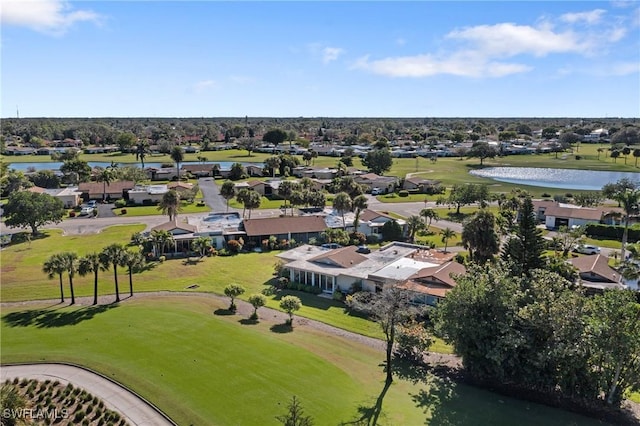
585,223,640,243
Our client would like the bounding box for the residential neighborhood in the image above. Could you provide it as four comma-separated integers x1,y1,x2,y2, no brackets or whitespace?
2,1,639,425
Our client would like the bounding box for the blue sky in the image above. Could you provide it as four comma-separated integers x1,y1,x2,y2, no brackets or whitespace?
2,1,639,118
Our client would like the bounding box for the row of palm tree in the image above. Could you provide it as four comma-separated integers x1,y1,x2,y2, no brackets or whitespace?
42,244,145,305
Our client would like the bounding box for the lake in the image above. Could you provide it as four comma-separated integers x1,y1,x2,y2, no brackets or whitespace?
469,167,640,190
7,161,256,172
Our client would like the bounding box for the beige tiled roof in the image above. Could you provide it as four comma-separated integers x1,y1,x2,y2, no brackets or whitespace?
242,216,327,236
151,219,196,233
308,246,368,268
568,254,618,283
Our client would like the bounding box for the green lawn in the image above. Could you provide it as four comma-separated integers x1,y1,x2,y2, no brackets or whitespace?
114,202,210,217
0,296,610,426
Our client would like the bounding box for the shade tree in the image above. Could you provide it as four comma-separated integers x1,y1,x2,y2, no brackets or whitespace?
224,284,246,311
4,191,65,235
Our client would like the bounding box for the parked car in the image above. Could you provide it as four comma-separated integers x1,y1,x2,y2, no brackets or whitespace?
79,206,94,216
371,187,383,195
573,244,601,255
87,200,97,208
356,245,371,254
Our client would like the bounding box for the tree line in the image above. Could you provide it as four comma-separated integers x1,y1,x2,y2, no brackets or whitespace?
43,244,145,305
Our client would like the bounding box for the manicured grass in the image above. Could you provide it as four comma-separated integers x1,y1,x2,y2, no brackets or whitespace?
415,226,464,249
0,297,608,426
114,202,210,217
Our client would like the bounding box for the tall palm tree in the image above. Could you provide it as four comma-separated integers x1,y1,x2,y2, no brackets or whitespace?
170,146,185,180
59,252,79,305
79,252,103,305
244,190,262,219
332,192,353,231
613,188,640,261
352,194,368,233
406,215,425,243
157,189,182,221
220,180,236,213
100,244,127,302
122,250,145,297
95,166,117,202
135,141,148,169
440,227,456,253
43,253,66,303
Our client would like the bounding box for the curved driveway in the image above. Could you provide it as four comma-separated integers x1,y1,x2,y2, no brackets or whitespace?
0,363,175,426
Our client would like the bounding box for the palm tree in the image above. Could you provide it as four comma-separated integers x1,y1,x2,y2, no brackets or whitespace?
170,146,185,180
332,192,352,231
151,229,174,256
100,244,127,302
633,148,640,167
613,188,640,261
79,252,103,305
192,236,212,257
122,250,145,297
406,215,425,243
157,189,182,221
244,190,262,219
95,165,118,202
420,208,439,227
220,180,236,213
264,156,281,178
135,141,148,169
352,194,368,233
60,252,79,305
440,227,456,253
43,253,66,303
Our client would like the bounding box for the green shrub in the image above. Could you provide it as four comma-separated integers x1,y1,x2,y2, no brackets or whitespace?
398,190,409,197
158,256,166,263
332,291,345,301
114,199,127,208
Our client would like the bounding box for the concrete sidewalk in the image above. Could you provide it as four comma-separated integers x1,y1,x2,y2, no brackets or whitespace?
0,363,175,426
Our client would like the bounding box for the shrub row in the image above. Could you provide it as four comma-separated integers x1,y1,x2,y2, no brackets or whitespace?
585,223,640,242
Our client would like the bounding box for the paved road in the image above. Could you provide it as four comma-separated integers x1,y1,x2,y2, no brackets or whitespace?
0,363,175,426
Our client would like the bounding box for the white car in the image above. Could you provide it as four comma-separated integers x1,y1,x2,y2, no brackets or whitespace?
371,187,383,195
573,244,601,255
79,206,94,216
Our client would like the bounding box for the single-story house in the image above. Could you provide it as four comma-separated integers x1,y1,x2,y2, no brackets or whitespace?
182,164,217,177
292,166,338,180
146,167,179,181
28,186,82,208
3,147,36,156
78,181,135,201
128,185,169,204
356,209,406,239
567,254,626,293
277,242,460,299
241,216,327,245
402,177,442,193
353,173,398,193
398,261,466,306
167,181,194,194
83,146,119,154
150,219,198,254
544,205,604,229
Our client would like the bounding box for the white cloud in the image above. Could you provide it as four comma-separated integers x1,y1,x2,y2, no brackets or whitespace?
321,47,345,63
353,8,636,79
395,37,406,46
352,52,531,78
446,23,588,57
560,9,606,25
1,0,102,35
607,61,640,76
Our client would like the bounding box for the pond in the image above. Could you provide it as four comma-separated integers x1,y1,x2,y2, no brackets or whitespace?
469,167,640,191
7,161,255,172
